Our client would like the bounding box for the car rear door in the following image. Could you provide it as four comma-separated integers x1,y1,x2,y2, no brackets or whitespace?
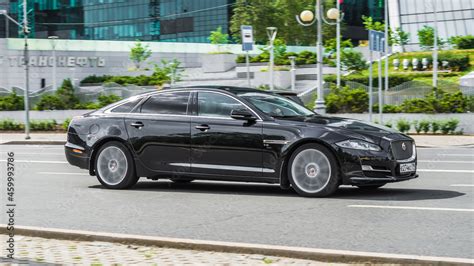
125,91,191,174
190,91,266,178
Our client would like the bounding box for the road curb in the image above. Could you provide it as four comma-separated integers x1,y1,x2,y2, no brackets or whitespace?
1,225,472,265
1,141,66,145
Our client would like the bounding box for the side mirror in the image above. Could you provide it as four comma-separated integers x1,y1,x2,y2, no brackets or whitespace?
231,109,257,121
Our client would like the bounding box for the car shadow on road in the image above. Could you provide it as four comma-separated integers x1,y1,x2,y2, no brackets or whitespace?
333,186,465,201
89,181,465,201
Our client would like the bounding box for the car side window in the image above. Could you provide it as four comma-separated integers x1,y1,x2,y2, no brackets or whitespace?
198,92,246,118
110,97,142,113
140,92,190,115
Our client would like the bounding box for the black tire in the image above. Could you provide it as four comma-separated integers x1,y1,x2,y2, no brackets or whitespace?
357,184,386,190
170,177,195,183
287,143,340,197
94,141,138,189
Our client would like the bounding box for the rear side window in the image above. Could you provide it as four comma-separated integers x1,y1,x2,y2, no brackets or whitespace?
198,92,245,118
140,92,190,115
110,97,142,113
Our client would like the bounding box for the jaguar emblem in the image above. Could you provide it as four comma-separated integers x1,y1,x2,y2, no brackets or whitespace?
401,142,407,151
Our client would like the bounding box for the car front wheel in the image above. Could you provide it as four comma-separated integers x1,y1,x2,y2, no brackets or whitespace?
288,143,340,197
95,141,138,189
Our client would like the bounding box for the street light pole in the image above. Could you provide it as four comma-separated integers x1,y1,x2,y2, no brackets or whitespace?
266,27,277,91
296,1,340,114
336,0,341,89
22,0,30,139
48,36,59,90
383,0,389,124
432,0,438,90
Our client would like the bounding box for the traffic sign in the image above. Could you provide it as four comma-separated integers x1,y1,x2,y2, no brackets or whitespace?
369,30,386,53
241,25,254,51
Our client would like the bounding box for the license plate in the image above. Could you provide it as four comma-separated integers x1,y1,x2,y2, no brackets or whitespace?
400,162,416,173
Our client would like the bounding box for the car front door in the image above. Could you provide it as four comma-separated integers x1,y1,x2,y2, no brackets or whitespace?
125,91,191,174
190,91,266,178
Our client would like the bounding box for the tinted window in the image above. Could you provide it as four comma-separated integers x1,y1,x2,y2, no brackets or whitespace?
141,92,190,115
198,92,246,118
238,92,313,117
110,97,142,113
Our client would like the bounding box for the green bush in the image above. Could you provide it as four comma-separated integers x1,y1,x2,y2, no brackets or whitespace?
97,94,122,107
431,120,441,134
396,118,411,133
62,118,71,131
401,98,436,113
56,79,80,109
413,120,422,134
438,53,470,71
80,75,113,85
30,120,57,131
340,49,368,72
384,121,393,128
0,92,24,111
382,104,402,113
440,118,460,134
35,95,66,110
433,90,467,113
419,119,431,134
0,119,23,131
325,73,457,88
449,35,474,49
325,86,368,113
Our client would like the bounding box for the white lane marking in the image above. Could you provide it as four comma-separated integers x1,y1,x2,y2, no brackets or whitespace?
39,172,89,176
0,159,67,164
0,152,64,155
438,154,474,157
348,205,474,212
450,184,474,187
417,169,474,173
418,160,473,164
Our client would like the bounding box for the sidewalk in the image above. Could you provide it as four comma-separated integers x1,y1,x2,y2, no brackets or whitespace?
0,133,473,147
0,235,338,265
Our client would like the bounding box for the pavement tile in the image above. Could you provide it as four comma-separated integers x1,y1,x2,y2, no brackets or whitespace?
0,235,345,265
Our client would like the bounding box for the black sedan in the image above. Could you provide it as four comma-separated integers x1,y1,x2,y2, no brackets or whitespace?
65,86,417,197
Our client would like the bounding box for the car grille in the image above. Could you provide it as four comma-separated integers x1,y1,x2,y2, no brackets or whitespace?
391,140,414,160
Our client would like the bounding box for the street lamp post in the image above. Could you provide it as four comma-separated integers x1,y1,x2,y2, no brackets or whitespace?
432,0,438,91
266,27,277,91
0,5,30,139
296,0,341,114
48,36,59,90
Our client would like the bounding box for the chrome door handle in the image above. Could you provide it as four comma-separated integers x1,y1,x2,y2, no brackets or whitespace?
130,122,144,128
195,124,210,131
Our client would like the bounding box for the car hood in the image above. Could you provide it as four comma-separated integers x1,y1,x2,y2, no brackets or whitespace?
275,115,406,144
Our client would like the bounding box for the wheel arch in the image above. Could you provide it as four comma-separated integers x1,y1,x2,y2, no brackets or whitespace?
279,138,342,188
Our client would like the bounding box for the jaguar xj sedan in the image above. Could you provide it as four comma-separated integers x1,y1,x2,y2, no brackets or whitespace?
65,86,418,197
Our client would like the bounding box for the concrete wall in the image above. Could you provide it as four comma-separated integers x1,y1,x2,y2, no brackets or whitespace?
333,113,474,134
1,110,472,134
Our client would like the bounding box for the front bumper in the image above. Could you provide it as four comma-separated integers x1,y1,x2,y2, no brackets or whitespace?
336,144,418,185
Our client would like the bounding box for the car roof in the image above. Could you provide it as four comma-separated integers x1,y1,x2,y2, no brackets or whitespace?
167,85,272,95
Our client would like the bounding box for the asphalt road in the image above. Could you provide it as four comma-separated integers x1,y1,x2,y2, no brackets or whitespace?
0,145,473,259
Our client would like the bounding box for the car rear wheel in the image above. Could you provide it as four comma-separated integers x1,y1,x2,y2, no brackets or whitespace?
288,143,340,197
95,141,138,189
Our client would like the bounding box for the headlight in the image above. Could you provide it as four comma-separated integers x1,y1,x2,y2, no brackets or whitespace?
336,140,381,151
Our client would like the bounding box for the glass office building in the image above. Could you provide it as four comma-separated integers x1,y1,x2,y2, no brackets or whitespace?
389,0,474,51
2,0,235,42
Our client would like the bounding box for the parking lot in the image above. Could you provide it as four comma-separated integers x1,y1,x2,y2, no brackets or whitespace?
0,144,473,259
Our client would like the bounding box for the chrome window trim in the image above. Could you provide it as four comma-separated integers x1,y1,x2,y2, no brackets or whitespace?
102,89,264,122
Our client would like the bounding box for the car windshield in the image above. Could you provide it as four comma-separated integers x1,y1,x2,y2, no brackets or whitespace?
237,92,314,118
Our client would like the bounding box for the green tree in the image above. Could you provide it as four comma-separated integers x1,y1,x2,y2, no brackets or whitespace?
362,15,393,45
208,26,230,52
229,0,337,46
392,27,410,52
324,37,353,54
56,79,79,109
417,26,445,50
130,41,152,70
